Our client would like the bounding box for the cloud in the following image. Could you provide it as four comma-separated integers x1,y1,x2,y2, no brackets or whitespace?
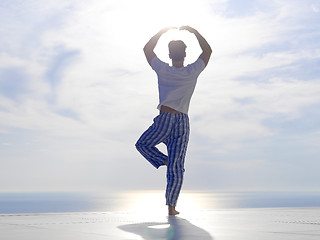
0,0,320,192
189,0,320,149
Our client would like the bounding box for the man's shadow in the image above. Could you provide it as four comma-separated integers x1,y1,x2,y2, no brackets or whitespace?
118,216,213,240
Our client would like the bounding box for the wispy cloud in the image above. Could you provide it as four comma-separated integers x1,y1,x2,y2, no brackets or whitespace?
0,0,319,191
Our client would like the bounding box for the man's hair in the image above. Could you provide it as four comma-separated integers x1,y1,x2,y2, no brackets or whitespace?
168,40,187,61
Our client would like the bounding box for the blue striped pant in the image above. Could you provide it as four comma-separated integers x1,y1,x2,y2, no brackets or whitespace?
135,112,190,206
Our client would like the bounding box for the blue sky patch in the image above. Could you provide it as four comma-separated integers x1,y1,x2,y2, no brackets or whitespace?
0,67,30,101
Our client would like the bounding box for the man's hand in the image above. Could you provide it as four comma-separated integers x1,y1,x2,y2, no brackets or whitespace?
160,26,178,34
179,25,197,34
180,26,212,66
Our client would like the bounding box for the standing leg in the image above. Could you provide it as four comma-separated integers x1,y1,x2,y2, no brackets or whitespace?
136,113,173,169
165,114,190,213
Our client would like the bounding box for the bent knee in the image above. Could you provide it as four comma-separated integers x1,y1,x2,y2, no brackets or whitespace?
135,141,141,150
135,140,146,151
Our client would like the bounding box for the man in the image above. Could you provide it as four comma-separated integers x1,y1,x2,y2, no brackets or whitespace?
136,26,212,215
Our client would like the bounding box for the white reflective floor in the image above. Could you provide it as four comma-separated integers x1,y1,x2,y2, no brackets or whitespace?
1,207,320,240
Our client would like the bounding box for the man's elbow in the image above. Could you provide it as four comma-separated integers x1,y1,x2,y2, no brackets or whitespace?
207,45,213,55
206,46,213,60
143,44,150,54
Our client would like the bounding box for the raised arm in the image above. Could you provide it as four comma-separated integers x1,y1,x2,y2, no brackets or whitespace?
180,26,212,66
143,27,176,66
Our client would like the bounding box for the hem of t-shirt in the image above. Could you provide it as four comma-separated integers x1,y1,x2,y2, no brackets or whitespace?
157,104,188,115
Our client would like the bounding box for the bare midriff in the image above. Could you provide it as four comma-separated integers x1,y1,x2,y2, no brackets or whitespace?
160,105,182,114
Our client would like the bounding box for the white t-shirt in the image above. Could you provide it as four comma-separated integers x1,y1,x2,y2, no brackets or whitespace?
151,57,206,114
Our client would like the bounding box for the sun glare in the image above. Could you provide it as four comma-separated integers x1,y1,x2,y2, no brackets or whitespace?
117,191,166,215
116,191,216,216
110,0,208,63
123,0,206,28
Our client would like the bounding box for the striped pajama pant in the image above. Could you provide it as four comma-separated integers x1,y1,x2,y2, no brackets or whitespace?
135,112,190,207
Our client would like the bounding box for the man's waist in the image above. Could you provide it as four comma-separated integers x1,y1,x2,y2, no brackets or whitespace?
160,105,182,114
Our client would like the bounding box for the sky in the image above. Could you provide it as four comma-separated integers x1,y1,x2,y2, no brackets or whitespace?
0,0,320,193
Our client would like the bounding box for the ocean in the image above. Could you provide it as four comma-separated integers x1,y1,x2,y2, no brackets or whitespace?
1,190,320,214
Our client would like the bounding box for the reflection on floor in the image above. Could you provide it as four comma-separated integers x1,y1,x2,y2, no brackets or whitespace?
119,215,213,240
1,208,320,240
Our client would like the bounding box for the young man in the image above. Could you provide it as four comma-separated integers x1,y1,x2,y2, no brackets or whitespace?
136,26,212,215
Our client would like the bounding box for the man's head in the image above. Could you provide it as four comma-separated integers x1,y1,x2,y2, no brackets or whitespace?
168,40,187,62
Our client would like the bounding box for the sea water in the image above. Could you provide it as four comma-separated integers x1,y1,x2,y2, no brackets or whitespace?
1,191,320,214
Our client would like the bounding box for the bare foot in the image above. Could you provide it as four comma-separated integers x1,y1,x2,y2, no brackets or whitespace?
168,206,180,215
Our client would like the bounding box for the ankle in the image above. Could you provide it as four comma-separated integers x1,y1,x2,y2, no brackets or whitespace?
168,205,180,215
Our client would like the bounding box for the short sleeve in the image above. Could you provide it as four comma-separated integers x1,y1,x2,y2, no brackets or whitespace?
190,58,206,73
151,57,168,72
